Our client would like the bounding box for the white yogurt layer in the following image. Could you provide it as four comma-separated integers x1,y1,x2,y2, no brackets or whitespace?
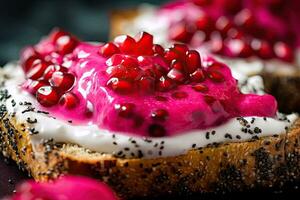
0,63,297,159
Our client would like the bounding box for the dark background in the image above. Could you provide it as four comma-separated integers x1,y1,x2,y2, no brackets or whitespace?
0,0,168,66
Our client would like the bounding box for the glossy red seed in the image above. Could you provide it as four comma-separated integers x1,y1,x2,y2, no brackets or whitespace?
164,48,180,64
99,42,120,57
186,50,201,73
115,103,135,118
59,92,79,109
138,76,155,93
153,44,165,56
22,56,42,73
151,65,168,79
208,70,224,82
227,39,253,58
106,65,125,78
155,96,168,102
148,124,166,137
151,109,169,122
108,78,133,94
195,14,213,33
251,40,274,59
215,16,233,36
55,35,78,55
190,68,206,82
209,32,224,54
156,76,175,92
227,28,244,39
106,54,124,66
274,42,294,62
121,56,139,68
23,79,48,95
192,84,208,93
167,68,185,83
43,65,68,80
172,91,188,99
169,22,194,43
49,29,69,43
26,61,50,80
204,95,215,104
114,35,136,54
135,32,154,55
50,72,75,92
172,44,189,56
234,9,255,30
171,60,184,71
36,86,60,107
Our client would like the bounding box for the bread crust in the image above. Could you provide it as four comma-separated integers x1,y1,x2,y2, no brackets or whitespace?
0,105,299,198
110,9,300,115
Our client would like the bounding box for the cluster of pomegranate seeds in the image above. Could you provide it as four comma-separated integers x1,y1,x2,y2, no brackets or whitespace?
21,29,79,108
99,32,225,97
169,7,295,62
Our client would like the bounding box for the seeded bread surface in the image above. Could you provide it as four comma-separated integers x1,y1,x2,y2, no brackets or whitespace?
0,104,300,198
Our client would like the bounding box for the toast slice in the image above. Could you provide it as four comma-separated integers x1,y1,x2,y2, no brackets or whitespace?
0,101,299,199
110,9,300,114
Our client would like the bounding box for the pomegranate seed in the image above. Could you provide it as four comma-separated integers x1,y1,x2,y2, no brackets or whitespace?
49,29,69,43
193,0,213,6
155,96,168,102
43,65,68,80
23,79,48,95
171,91,188,99
107,78,133,94
106,65,126,78
114,35,136,54
192,83,208,93
208,70,224,82
106,54,124,66
215,16,233,36
227,28,244,39
22,56,42,73
227,39,253,58
172,44,189,56
186,50,201,73
156,76,176,92
169,22,194,43
36,86,60,107
204,95,215,104
148,124,166,137
99,42,120,57
189,68,206,82
26,61,50,80
251,40,274,59
121,56,139,68
137,76,155,93
171,60,184,71
151,65,168,78
153,44,165,56
234,9,255,30
210,32,224,54
164,48,180,64
167,68,185,83
195,14,213,33
50,72,75,92
55,35,78,55
151,109,169,122
59,92,79,109
274,42,294,62
135,32,154,55
115,103,135,118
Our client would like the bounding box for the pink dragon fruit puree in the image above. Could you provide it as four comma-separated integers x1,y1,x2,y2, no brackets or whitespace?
5,176,117,200
20,30,277,138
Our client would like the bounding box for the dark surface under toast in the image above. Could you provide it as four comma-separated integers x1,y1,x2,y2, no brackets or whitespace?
0,154,299,200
